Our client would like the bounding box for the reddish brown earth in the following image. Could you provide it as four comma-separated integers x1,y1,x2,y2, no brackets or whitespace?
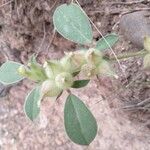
0,0,150,150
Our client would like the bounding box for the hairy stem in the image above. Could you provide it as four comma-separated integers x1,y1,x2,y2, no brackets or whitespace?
106,50,148,61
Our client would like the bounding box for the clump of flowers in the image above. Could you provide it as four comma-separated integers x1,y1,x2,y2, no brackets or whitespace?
18,48,114,98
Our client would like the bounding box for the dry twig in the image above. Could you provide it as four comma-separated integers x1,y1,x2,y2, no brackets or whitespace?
109,0,149,5
45,29,56,56
36,22,46,55
0,0,14,9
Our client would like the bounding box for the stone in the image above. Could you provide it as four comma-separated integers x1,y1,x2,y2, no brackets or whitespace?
120,11,150,48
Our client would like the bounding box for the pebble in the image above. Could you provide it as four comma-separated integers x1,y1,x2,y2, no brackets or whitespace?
120,11,150,48
55,138,63,146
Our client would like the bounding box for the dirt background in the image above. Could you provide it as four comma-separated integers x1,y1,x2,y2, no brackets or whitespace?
0,0,150,150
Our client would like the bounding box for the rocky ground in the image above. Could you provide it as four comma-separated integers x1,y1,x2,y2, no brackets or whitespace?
0,0,150,150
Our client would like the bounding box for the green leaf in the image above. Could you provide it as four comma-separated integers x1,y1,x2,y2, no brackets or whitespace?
72,71,80,77
96,33,118,51
0,61,24,85
24,86,41,121
53,3,93,44
64,94,97,145
72,80,90,88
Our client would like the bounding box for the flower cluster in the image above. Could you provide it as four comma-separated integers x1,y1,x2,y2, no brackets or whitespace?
18,49,114,98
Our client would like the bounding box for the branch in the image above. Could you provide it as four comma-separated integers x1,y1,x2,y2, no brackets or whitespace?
106,50,148,61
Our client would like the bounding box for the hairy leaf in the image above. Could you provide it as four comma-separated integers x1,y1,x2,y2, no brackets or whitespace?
24,86,41,121
72,80,90,88
64,94,97,145
53,3,93,44
96,33,118,51
0,61,23,85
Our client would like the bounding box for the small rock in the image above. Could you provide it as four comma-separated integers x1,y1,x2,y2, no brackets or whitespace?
55,138,63,146
120,11,150,48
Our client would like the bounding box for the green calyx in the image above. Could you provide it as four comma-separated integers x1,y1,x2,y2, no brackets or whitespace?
80,49,115,78
85,48,103,66
44,60,62,78
61,50,86,74
18,55,47,82
43,61,74,96
55,72,73,89
18,64,47,82
41,80,62,97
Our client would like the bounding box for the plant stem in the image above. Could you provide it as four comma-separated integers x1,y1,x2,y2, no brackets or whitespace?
106,50,148,61
66,89,71,94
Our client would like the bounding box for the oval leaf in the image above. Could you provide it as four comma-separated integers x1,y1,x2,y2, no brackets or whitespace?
72,71,80,77
24,86,41,121
96,33,118,51
53,3,93,44
72,80,90,88
64,94,97,145
0,61,24,85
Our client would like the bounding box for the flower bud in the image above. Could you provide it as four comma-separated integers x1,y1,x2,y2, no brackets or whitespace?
85,48,103,66
143,54,150,69
18,65,33,79
41,80,62,97
144,36,150,52
27,56,47,80
80,64,97,78
44,60,62,79
18,65,28,77
55,72,73,89
18,64,47,82
61,51,85,73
